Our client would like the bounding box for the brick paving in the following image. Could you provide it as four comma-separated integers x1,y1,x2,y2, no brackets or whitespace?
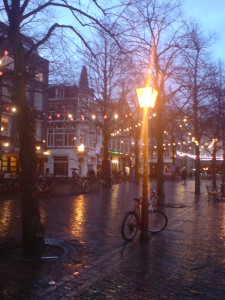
0,179,225,299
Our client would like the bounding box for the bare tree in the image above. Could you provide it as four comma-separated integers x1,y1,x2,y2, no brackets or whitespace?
178,21,216,194
0,0,121,256
123,0,185,204
75,23,134,184
202,62,225,189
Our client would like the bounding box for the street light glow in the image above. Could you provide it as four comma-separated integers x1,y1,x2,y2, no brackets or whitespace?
78,144,85,152
136,87,158,108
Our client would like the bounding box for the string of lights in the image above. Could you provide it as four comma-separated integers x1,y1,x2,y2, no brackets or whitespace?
33,108,222,161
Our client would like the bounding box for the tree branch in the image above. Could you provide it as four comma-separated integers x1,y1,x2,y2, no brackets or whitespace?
26,23,96,58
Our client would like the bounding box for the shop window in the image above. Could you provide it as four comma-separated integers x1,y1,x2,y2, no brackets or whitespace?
1,155,18,177
1,155,8,173
10,156,17,176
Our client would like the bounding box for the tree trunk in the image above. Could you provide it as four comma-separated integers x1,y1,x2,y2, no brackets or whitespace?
9,22,45,256
157,138,165,205
211,141,217,189
19,105,45,256
156,101,165,205
102,128,111,185
194,144,201,194
134,128,140,184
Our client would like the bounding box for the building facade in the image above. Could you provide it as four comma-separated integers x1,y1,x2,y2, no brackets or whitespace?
0,22,49,178
46,66,102,177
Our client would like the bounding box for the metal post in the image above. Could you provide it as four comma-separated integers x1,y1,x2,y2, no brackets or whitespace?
140,107,149,240
136,86,158,240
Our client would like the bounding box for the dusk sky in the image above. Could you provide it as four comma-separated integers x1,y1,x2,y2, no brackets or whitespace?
54,1,224,61
182,0,225,59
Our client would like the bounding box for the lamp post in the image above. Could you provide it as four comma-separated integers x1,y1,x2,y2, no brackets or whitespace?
77,143,85,177
136,86,158,240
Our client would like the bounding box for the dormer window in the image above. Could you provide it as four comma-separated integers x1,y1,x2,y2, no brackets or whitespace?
55,87,64,98
35,70,44,82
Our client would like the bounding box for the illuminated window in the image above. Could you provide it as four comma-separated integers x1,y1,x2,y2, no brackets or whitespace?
1,113,11,137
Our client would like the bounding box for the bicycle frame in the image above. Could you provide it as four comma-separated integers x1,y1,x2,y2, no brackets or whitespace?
121,189,167,241
149,190,157,210
134,200,141,220
134,190,157,217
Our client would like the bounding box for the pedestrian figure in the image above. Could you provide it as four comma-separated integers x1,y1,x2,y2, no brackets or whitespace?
181,167,187,185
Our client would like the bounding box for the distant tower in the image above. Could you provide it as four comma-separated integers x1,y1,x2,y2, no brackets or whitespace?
79,66,89,91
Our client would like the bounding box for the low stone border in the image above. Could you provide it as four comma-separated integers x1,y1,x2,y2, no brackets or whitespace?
51,178,100,196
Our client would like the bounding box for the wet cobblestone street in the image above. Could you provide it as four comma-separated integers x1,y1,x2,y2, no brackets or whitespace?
1,179,225,299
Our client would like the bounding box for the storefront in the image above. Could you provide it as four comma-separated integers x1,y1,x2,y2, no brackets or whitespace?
0,151,19,178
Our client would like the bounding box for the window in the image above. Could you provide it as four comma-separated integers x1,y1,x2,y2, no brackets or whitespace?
10,156,17,176
1,113,11,137
3,55,14,70
54,156,68,176
54,128,64,146
2,85,11,102
54,133,64,146
65,129,76,146
47,127,77,147
35,71,44,82
35,120,42,141
56,88,64,98
34,90,43,111
47,128,54,146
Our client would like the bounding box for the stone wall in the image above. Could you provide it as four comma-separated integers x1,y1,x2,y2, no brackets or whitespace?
51,178,100,196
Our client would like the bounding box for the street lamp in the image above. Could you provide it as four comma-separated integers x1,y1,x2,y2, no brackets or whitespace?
77,143,85,153
136,86,158,240
77,143,85,176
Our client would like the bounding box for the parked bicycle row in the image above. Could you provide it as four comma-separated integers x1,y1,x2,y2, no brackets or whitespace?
0,176,53,197
0,175,100,197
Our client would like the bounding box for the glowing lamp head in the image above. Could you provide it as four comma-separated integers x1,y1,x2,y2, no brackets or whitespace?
78,144,85,152
136,87,158,108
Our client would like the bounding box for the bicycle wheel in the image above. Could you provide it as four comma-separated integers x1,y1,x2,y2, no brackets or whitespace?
121,212,139,241
148,209,167,233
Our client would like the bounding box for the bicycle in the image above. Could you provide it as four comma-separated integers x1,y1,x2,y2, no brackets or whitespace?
121,190,168,241
35,177,52,197
0,177,21,195
73,176,90,194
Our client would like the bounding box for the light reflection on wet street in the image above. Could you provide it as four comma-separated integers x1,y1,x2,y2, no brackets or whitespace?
0,197,21,239
1,179,225,299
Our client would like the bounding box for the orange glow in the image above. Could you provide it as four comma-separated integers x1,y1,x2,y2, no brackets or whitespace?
78,144,85,152
136,87,158,108
70,194,86,237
